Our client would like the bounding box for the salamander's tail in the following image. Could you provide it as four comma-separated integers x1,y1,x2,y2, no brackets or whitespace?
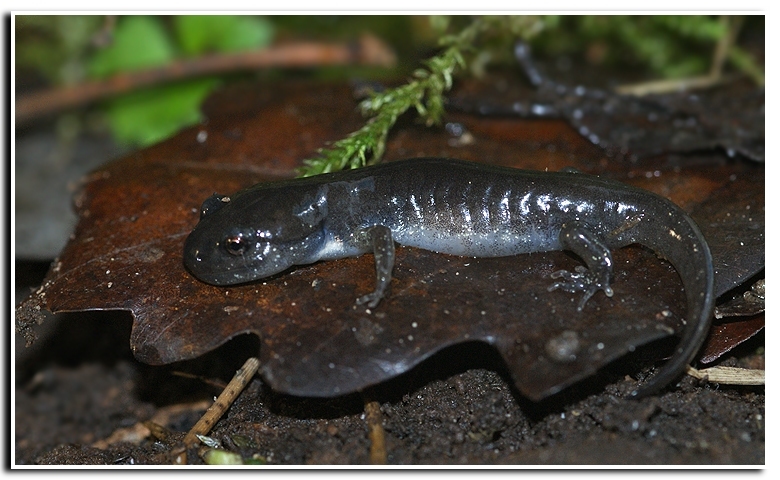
627,203,715,399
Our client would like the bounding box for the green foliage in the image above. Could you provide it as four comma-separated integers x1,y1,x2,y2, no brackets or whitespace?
83,15,275,147
173,15,274,56
535,15,738,79
17,15,762,151
88,16,175,78
102,78,218,146
653,15,726,41
612,16,718,77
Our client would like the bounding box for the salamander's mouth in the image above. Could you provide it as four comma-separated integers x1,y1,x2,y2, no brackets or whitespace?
183,252,245,286
183,243,300,288
184,259,247,286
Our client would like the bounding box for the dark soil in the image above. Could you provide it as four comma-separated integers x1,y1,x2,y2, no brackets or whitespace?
15,262,764,466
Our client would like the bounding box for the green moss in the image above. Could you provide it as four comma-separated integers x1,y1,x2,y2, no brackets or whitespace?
298,16,508,177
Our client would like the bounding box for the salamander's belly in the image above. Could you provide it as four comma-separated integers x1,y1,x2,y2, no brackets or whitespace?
391,223,562,257
364,173,575,258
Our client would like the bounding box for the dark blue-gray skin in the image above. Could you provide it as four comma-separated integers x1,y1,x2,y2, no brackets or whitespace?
183,158,714,398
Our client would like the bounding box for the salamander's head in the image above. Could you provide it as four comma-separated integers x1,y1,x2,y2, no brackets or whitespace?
183,185,328,285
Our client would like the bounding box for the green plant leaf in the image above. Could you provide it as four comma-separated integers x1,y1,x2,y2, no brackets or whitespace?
88,16,174,78
103,78,218,147
173,15,274,56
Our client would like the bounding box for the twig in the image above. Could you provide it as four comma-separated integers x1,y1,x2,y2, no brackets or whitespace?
364,399,387,465
15,35,396,125
173,357,260,464
613,74,738,96
686,365,765,386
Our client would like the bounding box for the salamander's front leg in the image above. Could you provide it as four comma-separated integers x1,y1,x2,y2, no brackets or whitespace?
356,225,396,308
548,223,614,311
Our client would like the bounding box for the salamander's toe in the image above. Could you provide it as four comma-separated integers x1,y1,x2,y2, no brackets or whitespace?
547,266,613,311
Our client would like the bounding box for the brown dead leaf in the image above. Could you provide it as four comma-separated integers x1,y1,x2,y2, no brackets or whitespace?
16,78,764,400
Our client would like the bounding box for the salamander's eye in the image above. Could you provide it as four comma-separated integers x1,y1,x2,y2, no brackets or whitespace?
224,234,247,255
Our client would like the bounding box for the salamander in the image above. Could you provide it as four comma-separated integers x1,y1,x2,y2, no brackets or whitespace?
183,158,714,398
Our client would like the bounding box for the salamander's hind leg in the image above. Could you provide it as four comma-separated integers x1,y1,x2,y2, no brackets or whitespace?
547,223,615,311
355,225,396,308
